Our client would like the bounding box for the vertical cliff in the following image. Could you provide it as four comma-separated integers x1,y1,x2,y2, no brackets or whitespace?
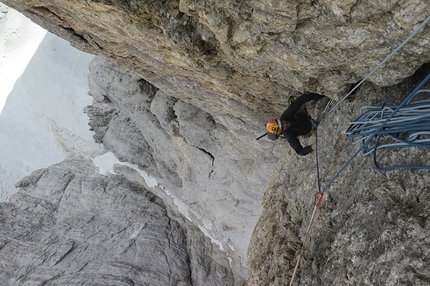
1,0,430,285
0,158,234,285
247,66,430,285
2,0,430,118
84,57,278,279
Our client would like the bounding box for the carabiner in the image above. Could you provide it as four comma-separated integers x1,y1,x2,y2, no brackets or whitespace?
312,191,324,207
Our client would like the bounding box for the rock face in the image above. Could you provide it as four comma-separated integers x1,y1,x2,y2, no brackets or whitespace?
1,0,430,285
247,66,430,285
0,157,234,286
2,0,430,121
84,58,430,285
84,57,278,280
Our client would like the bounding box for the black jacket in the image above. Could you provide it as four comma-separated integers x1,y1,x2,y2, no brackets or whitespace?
279,93,324,155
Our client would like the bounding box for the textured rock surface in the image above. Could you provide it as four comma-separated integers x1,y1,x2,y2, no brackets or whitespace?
84,58,430,285
0,157,234,286
85,57,278,280
247,65,430,285
2,0,430,122
1,0,430,284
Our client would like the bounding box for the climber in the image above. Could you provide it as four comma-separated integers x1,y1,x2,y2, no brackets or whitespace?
266,93,325,156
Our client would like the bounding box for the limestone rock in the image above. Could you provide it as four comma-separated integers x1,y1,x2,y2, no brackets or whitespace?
247,65,430,285
60,57,430,285
1,0,430,284
85,56,279,280
2,0,429,117
0,157,234,286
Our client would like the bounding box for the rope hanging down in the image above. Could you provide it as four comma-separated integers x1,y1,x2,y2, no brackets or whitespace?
288,15,430,286
288,129,323,286
289,74,430,286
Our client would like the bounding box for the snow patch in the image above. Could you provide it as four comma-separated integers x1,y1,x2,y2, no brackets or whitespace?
198,224,225,252
93,152,158,188
0,5,103,202
93,152,228,253
0,4,46,114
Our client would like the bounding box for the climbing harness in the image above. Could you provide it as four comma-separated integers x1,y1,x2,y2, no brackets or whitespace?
288,15,430,286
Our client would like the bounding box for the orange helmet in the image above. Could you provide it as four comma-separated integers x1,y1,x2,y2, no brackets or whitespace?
266,119,282,135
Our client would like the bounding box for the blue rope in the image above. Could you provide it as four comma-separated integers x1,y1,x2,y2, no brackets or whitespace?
324,15,430,118
321,73,430,193
347,78,430,171
314,15,430,193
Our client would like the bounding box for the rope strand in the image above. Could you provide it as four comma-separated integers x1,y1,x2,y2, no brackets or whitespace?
286,15,430,284
347,86,430,170
324,15,430,118
288,74,430,285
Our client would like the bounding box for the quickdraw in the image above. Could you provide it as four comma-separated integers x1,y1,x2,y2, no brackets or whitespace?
312,191,324,207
